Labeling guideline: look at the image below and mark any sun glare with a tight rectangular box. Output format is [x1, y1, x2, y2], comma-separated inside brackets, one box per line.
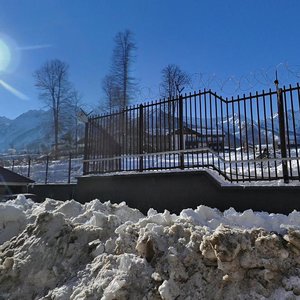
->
[0, 39, 11, 72]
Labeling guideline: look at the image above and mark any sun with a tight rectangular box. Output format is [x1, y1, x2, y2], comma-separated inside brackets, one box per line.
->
[0, 39, 11, 72]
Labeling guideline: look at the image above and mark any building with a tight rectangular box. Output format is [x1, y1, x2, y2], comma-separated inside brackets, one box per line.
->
[172, 126, 225, 151]
[0, 166, 34, 199]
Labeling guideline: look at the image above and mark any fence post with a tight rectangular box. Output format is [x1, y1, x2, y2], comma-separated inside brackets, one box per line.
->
[179, 94, 184, 169]
[139, 104, 144, 172]
[275, 79, 289, 183]
[68, 153, 72, 184]
[27, 156, 31, 178]
[45, 155, 49, 184]
[83, 121, 89, 175]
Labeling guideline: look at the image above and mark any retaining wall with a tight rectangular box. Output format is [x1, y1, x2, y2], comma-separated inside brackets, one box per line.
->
[29, 184, 76, 203]
[76, 171, 300, 214]
[30, 170, 300, 215]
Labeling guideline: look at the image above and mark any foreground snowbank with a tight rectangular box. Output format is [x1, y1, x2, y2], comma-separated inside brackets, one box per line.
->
[1, 195, 300, 299]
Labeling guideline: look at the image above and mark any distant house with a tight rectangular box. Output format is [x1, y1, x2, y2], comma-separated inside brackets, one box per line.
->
[0, 166, 34, 198]
[83, 123, 122, 174]
[172, 126, 225, 151]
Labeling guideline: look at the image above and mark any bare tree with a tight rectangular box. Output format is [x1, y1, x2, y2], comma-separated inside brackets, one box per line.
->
[160, 64, 191, 99]
[34, 59, 72, 157]
[159, 65, 191, 150]
[63, 89, 85, 154]
[102, 74, 121, 112]
[105, 29, 136, 110]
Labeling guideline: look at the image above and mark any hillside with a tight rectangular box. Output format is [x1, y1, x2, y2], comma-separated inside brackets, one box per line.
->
[0, 110, 52, 153]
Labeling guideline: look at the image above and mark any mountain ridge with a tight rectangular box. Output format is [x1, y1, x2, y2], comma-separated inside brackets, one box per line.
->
[0, 109, 52, 153]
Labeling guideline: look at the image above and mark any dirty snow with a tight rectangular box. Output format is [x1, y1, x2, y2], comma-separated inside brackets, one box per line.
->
[1, 195, 300, 299]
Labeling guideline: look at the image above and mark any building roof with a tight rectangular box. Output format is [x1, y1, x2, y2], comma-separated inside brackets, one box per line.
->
[0, 166, 35, 186]
[173, 126, 225, 136]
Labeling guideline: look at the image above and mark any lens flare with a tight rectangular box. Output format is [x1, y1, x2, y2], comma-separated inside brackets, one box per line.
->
[0, 80, 29, 100]
[0, 39, 11, 72]
[0, 34, 20, 74]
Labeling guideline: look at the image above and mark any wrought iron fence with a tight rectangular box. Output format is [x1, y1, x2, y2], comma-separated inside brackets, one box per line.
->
[0, 154, 83, 184]
[83, 83, 300, 183]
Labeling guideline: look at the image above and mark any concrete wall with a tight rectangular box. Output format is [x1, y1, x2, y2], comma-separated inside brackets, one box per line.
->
[27, 171, 300, 215]
[29, 184, 76, 203]
[76, 171, 300, 215]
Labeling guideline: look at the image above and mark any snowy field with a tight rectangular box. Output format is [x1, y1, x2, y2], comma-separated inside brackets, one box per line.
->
[104, 148, 300, 184]
[3, 148, 300, 185]
[6, 157, 83, 183]
[1, 195, 300, 299]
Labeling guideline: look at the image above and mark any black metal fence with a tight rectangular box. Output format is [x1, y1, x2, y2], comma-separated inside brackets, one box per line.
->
[83, 83, 300, 183]
[0, 154, 83, 184]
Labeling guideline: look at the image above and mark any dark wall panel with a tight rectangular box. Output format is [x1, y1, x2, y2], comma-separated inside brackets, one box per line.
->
[28, 172, 300, 215]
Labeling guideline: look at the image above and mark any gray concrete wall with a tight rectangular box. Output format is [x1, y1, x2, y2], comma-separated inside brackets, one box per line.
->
[29, 184, 76, 203]
[75, 171, 300, 215]
[27, 171, 300, 215]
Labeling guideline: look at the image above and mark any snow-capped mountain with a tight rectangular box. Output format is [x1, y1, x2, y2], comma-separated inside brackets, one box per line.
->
[136, 106, 300, 147]
[0, 110, 52, 153]
[221, 110, 300, 147]
[2, 107, 300, 155]
[267, 110, 300, 136]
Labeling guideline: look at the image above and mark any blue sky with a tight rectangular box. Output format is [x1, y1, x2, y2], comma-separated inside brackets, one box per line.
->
[0, 0, 300, 118]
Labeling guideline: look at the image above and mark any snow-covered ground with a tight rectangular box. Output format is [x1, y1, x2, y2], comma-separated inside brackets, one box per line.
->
[3, 148, 300, 185]
[5, 157, 83, 183]
[112, 149, 300, 184]
[1, 195, 300, 299]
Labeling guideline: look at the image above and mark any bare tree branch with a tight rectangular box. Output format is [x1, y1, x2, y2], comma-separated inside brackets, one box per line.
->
[102, 30, 136, 111]
[34, 59, 72, 157]
[160, 64, 191, 99]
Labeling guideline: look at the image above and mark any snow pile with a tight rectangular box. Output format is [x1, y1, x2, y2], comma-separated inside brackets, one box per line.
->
[1, 196, 300, 299]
